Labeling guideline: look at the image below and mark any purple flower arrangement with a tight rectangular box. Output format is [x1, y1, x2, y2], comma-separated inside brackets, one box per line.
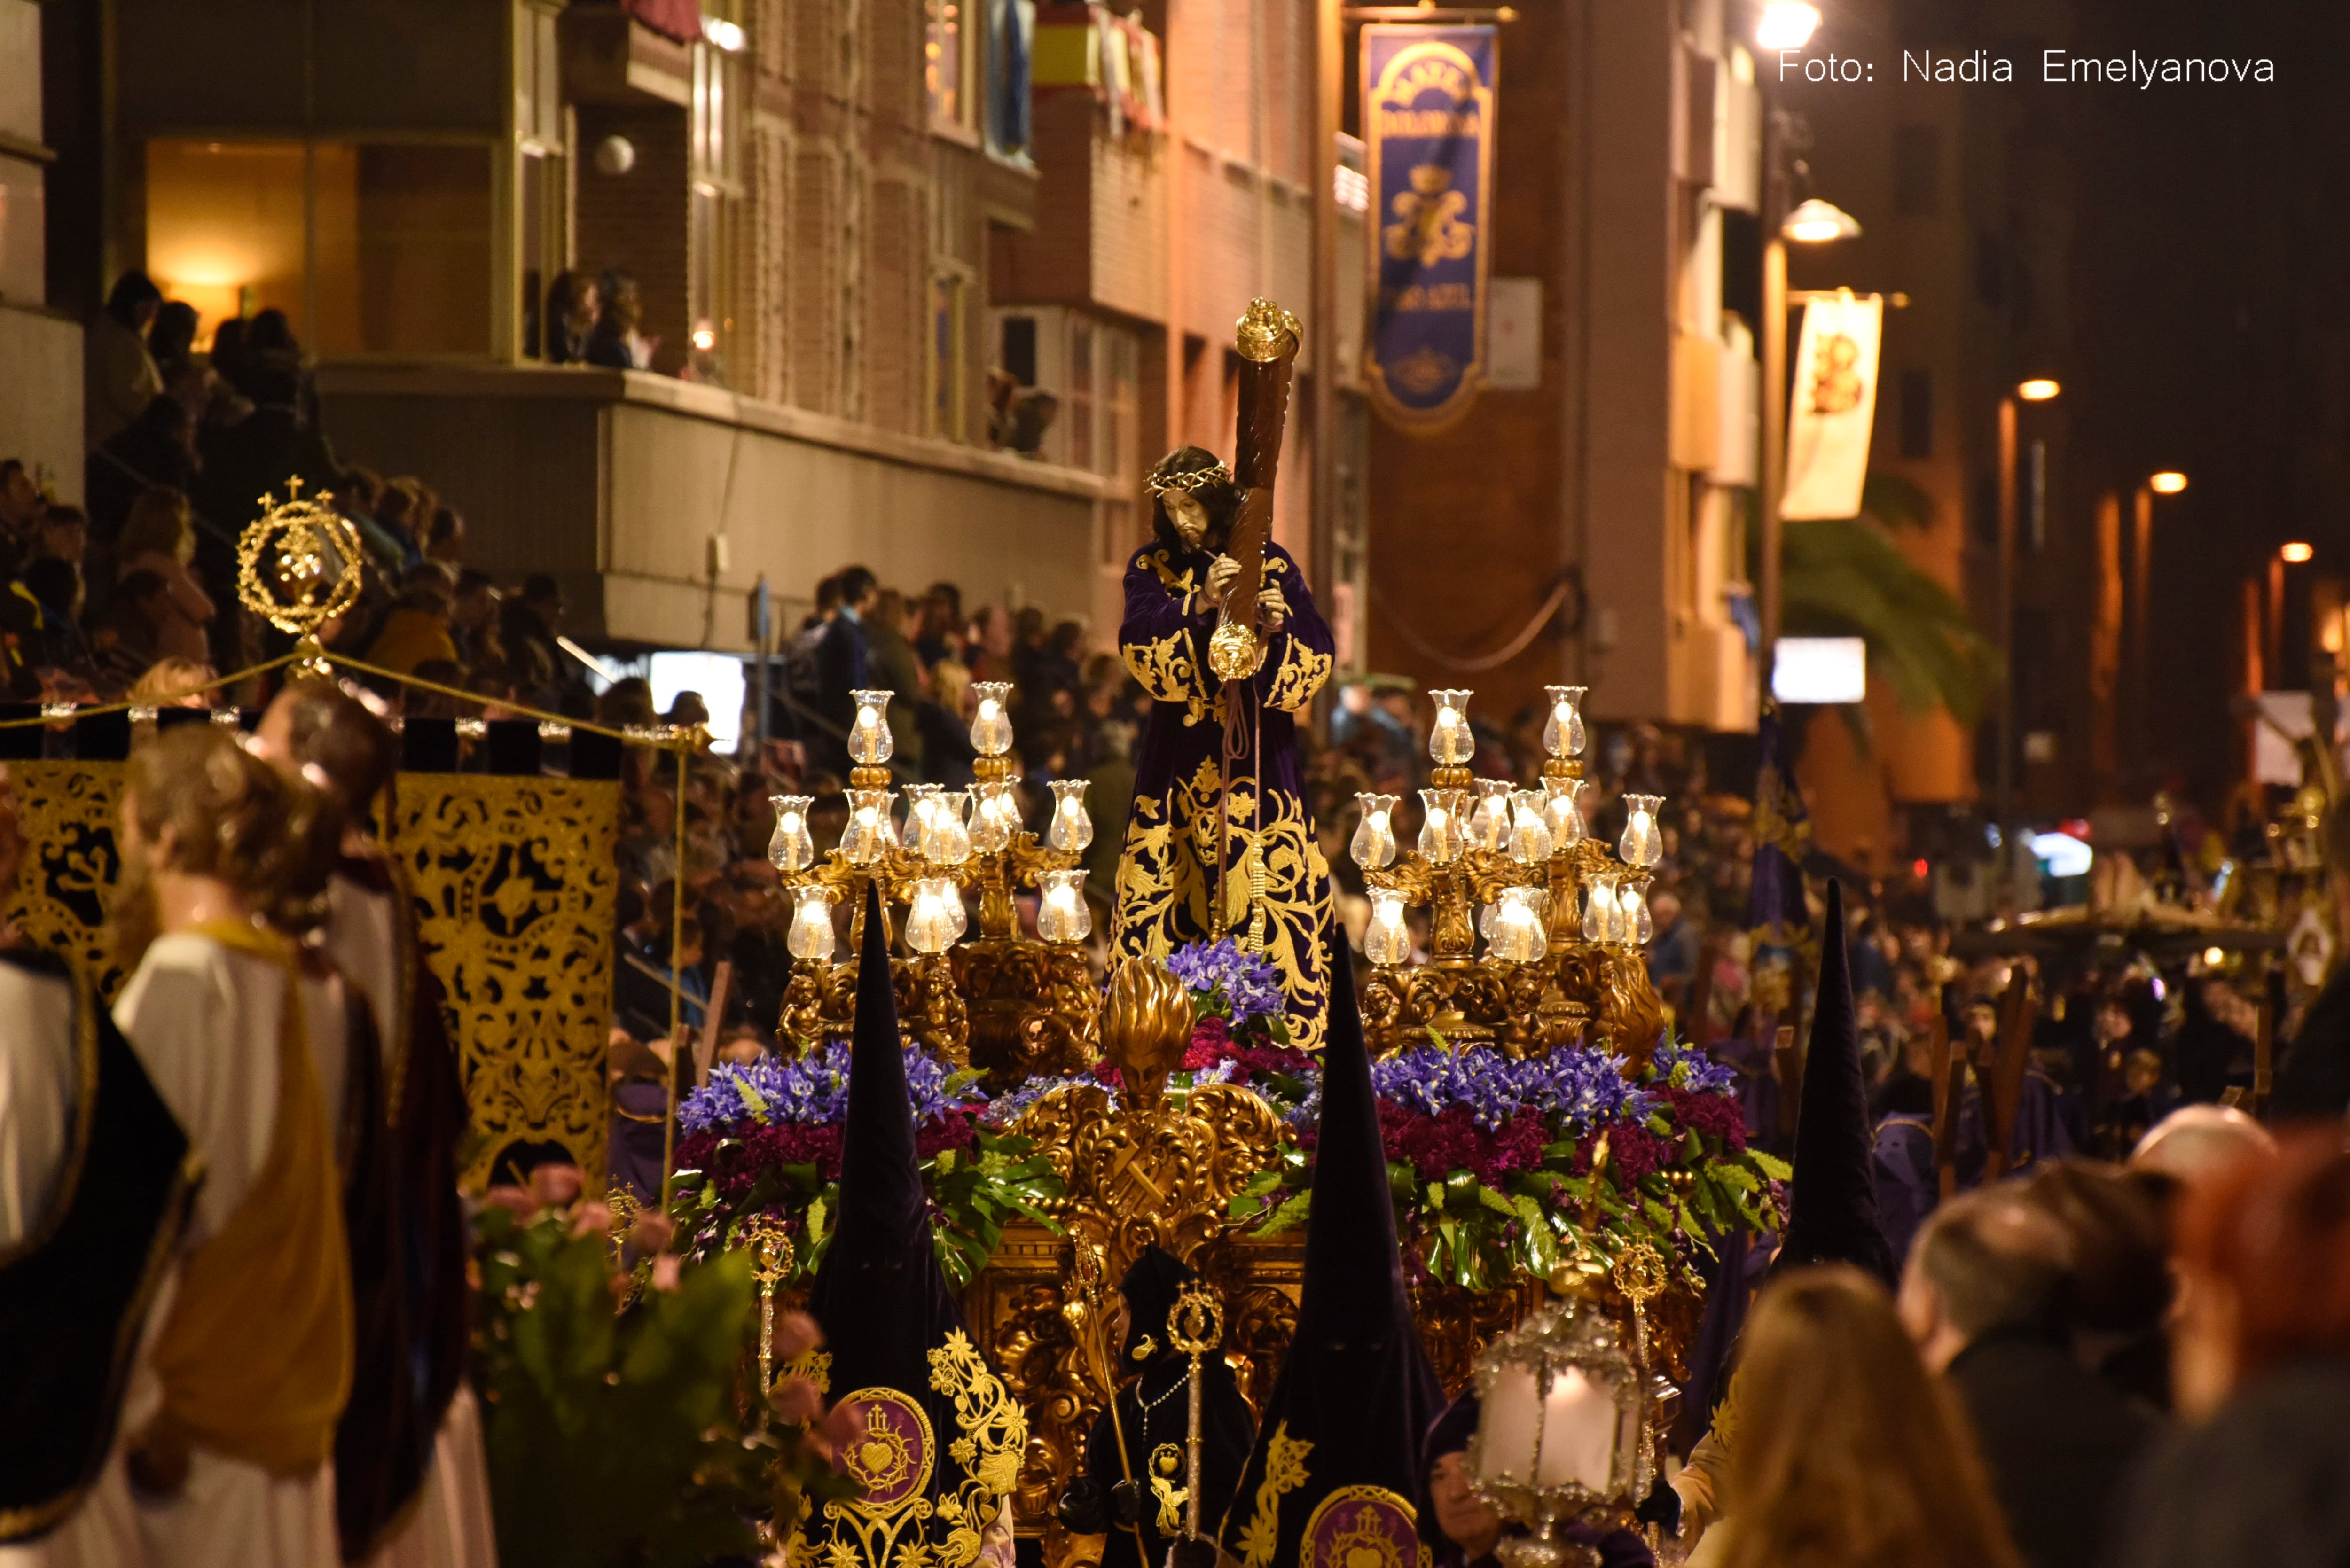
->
[1167, 938, 1291, 1046]
[668, 1046, 1063, 1289]
[1231, 1035, 1788, 1292]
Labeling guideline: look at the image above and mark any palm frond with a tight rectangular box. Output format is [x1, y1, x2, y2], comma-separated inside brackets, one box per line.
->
[1780, 518, 1997, 724]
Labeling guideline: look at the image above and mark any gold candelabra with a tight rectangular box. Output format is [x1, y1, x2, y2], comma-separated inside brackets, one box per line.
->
[768, 686, 1101, 1079]
[1355, 687, 1666, 1061]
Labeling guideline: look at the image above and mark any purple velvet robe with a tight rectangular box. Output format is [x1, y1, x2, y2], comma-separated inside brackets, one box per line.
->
[1112, 537, 1336, 1047]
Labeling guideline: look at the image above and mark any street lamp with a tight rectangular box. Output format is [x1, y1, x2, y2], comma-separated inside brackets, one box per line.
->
[2283, 541, 2315, 563]
[1780, 197, 1861, 244]
[1755, 1, 1821, 50]
[1995, 377, 2060, 892]
[1758, 193, 1863, 713]
[2127, 471, 2189, 774]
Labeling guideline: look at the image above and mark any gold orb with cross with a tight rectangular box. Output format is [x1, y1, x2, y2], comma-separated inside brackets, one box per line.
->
[235, 476, 365, 669]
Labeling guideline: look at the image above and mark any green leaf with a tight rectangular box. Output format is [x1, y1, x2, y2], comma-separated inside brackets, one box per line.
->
[1749, 1150, 1793, 1181]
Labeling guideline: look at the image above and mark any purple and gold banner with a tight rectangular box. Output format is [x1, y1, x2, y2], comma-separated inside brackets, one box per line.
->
[1363, 24, 1496, 431]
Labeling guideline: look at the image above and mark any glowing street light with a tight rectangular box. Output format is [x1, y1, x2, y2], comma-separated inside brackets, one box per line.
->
[2282, 541, 2315, 564]
[1756, 1, 1822, 50]
[2016, 377, 2060, 402]
[2149, 470, 2188, 495]
[1781, 197, 1861, 244]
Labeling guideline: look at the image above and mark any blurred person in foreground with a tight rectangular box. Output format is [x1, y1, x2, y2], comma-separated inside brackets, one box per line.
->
[1897, 1187, 2155, 1568]
[253, 679, 492, 1566]
[2109, 1134, 2350, 1568]
[1704, 1265, 2021, 1568]
[2021, 1158, 2175, 1411]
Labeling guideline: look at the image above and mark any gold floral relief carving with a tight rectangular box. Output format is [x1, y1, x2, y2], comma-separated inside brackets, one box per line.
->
[395, 773, 619, 1190]
[1, 762, 126, 999]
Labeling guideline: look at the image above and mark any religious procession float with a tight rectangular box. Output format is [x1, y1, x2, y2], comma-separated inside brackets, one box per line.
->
[626, 301, 1793, 1568]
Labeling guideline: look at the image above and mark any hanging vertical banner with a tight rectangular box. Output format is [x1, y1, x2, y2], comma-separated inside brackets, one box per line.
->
[1363, 25, 1496, 432]
[1780, 293, 1884, 520]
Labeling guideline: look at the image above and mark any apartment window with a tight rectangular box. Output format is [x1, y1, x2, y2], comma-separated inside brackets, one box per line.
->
[928, 0, 975, 130]
[1899, 368, 1932, 459]
[517, 2, 566, 359]
[1893, 125, 1939, 216]
[1067, 316, 1095, 470]
[932, 273, 970, 439]
[146, 138, 494, 356]
[1101, 326, 1141, 560]
[691, 39, 744, 368]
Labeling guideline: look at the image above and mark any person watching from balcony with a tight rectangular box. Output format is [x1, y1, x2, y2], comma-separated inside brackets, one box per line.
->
[451, 569, 504, 672]
[585, 269, 656, 370]
[114, 486, 217, 669]
[423, 506, 466, 579]
[87, 270, 164, 450]
[149, 301, 201, 389]
[545, 270, 601, 365]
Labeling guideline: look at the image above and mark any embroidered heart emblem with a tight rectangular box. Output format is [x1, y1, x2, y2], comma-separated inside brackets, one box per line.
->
[860, 1439, 896, 1476]
[1345, 1545, 1389, 1568]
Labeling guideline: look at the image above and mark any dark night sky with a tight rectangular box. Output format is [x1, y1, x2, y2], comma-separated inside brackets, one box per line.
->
[2056, 0, 2350, 800]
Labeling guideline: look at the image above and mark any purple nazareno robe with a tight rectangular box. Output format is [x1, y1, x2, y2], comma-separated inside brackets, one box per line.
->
[1112, 537, 1336, 1048]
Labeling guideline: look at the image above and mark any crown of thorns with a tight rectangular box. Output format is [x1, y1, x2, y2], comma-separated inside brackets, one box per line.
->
[1144, 461, 1233, 499]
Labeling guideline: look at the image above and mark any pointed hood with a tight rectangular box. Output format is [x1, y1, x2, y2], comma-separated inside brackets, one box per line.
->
[1772, 879, 1895, 1285]
[804, 884, 1024, 1565]
[1219, 929, 1442, 1568]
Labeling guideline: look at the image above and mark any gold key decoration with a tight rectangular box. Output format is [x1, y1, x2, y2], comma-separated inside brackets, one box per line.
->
[1164, 1280, 1224, 1542]
[741, 1215, 797, 1396]
[1612, 1240, 1667, 1370]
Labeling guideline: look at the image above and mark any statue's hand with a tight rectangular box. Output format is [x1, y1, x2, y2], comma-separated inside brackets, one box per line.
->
[1257, 584, 1289, 632]
[1205, 554, 1241, 608]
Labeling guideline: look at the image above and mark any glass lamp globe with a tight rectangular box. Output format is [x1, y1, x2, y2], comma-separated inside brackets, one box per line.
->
[1427, 689, 1475, 766]
[787, 884, 839, 963]
[1418, 787, 1468, 866]
[767, 794, 815, 874]
[903, 783, 943, 860]
[969, 682, 1015, 757]
[848, 689, 895, 766]
[969, 781, 1019, 855]
[1542, 777, 1586, 849]
[1047, 779, 1094, 855]
[905, 877, 962, 955]
[1540, 685, 1588, 760]
[1624, 882, 1652, 945]
[1038, 868, 1091, 944]
[1490, 885, 1548, 963]
[1583, 876, 1620, 944]
[930, 791, 974, 866]
[1507, 790, 1552, 865]
[1469, 778, 1514, 855]
[1365, 889, 1412, 966]
[1352, 793, 1400, 870]
[843, 789, 899, 866]
[1618, 794, 1664, 868]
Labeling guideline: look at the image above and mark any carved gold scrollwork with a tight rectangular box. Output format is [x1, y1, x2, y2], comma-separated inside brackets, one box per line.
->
[948, 938, 1100, 1086]
[775, 953, 972, 1064]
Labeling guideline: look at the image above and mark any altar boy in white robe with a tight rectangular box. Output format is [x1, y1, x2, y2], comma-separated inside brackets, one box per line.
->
[107, 725, 352, 1568]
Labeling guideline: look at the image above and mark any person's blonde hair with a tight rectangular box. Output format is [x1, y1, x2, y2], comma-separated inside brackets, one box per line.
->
[127, 657, 216, 709]
[118, 485, 195, 563]
[1719, 1265, 2023, 1568]
[108, 725, 337, 968]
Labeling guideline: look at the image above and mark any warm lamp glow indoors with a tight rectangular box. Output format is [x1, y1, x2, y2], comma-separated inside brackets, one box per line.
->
[2016, 378, 2060, 401]
[2148, 471, 2189, 495]
[2282, 541, 2314, 563]
[1780, 197, 1861, 244]
[1755, 1, 1821, 50]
